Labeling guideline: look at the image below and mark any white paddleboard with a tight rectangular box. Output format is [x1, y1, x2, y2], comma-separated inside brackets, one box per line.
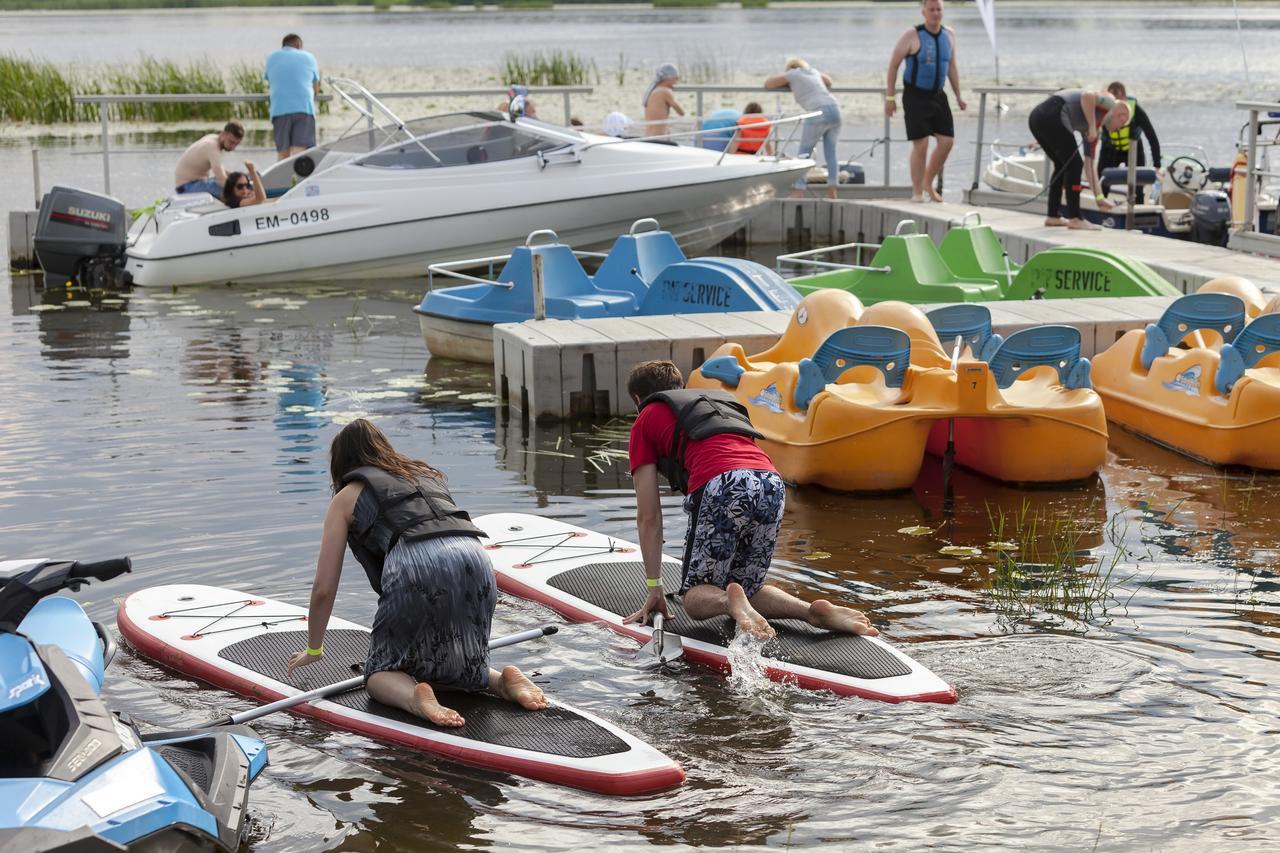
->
[117, 584, 684, 795]
[476, 513, 956, 704]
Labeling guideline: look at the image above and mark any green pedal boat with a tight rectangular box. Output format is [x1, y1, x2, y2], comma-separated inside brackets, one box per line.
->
[781, 215, 1179, 304]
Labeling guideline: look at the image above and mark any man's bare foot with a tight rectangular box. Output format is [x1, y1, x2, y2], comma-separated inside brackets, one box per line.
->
[726, 583, 776, 640]
[412, 682, 465, 727]
[808, 599, 880, 637]
[789, 188, 805, 198]
[909, 194, 925, 203]
[495, 665, 548, 711]
[1044, 217, 1068, 227]
[825, 186, 839, 200]
[927, 188, 944, 202]
[1067, 218, 1102, 231]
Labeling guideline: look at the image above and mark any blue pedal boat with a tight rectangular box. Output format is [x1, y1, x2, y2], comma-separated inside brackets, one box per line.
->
[414, 219, 802, 363]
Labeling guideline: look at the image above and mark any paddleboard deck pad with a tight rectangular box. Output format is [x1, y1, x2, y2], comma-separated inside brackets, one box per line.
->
[117, 585, 684, 795]
[476, 513, 956, 704]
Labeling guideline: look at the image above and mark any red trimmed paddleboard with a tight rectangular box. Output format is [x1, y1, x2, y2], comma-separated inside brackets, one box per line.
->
[476, 513, 956, 704]
[117, 584, 684, 795]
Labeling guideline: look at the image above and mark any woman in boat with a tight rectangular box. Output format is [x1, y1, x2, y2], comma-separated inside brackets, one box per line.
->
[764, 58, 841, 199]
[286, 418, 547, 727]
[220, 161, 267, 209]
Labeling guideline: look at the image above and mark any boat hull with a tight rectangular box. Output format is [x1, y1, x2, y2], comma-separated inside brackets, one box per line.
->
[419, 313, 495, 363]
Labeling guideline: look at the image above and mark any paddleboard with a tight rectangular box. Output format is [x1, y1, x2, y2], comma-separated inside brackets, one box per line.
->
[117, 584, 684, 795]
[476, 513, 957, 704]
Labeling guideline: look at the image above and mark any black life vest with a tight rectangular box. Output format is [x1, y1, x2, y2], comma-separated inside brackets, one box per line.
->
[342, 465, 484, 595]
[638, 389, 764, 495]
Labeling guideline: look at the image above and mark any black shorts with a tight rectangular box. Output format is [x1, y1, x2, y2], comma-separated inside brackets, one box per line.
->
[272, 112, 316, 152]
[903, 87, 954, 140]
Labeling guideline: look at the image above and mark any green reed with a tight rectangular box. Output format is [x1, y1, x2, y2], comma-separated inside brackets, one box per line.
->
[0, 53, 279, 124]
[500, 50, 598, 88]
[985, 499, 1134, 628]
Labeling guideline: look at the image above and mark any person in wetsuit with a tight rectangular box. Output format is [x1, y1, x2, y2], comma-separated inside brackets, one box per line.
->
[1028, 88, 1131, 230]
[286, 418, 547, 727]
[885, 0, 967, 202]
[623, 360, 878, 641]
[1097, 81, 1162, 204]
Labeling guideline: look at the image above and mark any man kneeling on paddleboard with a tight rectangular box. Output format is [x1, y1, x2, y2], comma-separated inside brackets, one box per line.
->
[622, 360, 879, 641]
[286, 418, 548, 727]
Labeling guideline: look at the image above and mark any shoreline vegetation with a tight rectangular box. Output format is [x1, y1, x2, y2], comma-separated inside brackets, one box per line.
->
[0, 1, 910, 10]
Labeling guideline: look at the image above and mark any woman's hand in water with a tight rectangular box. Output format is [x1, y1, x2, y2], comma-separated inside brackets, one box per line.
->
[286, 648, 322, 676]
[624, 586, 670, 625]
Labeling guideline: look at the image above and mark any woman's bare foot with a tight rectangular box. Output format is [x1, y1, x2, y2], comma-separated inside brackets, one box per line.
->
[412, 682, 465, 727]
[1044, 216, 1068, 227]
[726, 583, 776, 640]
[1067, 218, 1102, 231]
[808, 599, 880, 636]
[789, 188, 805, 198]
[495, 666, 548, 711]
[909, 194, 925, 203]
[825, 186, 839, 200]
[927, 188, 944, 203]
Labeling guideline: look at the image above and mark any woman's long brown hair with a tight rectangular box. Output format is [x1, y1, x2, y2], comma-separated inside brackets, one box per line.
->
[329, 418, 442, 493]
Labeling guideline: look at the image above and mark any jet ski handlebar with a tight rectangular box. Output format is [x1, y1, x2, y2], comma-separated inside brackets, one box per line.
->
[69, 557, 133, 582]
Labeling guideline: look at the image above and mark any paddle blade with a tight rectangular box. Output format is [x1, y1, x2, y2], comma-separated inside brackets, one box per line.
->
[639, 613, 684, 663]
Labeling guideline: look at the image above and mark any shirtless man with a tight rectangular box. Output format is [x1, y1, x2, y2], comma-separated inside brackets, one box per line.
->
[623, 360, 879, 641]
[642, 63, 684, 137]
[173, 121, 245, 196]
[885, 0, 966, 202]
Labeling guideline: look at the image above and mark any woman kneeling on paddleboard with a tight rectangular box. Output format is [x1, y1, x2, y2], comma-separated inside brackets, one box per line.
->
[286, 418, 547, 727]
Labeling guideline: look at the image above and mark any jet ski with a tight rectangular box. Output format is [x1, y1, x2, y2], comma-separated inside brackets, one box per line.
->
[0, 556, 268, 851]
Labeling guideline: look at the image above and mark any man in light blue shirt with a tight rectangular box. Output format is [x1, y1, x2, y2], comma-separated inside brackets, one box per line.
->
[264, 33, 320, 160]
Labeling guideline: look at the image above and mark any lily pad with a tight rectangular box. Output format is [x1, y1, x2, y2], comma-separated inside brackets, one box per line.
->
[898, 525, 933, 536]
[28, 304, 66, 312]
[938, 545, 982, 559]
[986, 541, 1018, 551]
[808, 551, 832, 560]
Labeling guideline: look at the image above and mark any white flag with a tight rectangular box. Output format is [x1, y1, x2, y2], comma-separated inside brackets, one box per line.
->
[974, 0, 998, 56]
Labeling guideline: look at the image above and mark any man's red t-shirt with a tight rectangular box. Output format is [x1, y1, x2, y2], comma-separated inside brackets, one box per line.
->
[628, 402, 776, 494]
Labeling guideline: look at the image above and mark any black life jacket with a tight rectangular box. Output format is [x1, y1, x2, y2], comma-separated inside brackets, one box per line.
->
[342, 466, 484, 595]
[638, 389, 764, 495]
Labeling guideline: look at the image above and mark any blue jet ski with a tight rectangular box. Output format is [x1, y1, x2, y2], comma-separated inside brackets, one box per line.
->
[0, 557, 268, 851]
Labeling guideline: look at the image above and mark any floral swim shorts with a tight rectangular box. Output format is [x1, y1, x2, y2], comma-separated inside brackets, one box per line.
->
[680, 468, 786, 598]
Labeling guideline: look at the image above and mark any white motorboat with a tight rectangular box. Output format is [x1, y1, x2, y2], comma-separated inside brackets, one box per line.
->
[34, 80, 813, 289]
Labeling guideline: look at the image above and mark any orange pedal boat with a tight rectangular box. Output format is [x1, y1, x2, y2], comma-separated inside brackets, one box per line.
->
[689, 291, 1108, 491]
[1091, 277, 1280, 468]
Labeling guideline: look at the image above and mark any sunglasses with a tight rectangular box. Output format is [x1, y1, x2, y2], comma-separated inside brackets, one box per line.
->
[234, 182, 251, 190]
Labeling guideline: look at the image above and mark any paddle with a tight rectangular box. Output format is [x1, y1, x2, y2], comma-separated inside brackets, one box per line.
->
[202, 625, 558, 727]
[941, 333, 964, 494]
[638, 612, 684, 663]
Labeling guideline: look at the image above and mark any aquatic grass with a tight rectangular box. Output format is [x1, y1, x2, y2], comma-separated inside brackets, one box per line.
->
[984, 499, 1136, 629]
[674, 46, 737, 85]
[653, 0, 720, 7]
[0, 53, 281, 124]
[500, 50, 598, 88]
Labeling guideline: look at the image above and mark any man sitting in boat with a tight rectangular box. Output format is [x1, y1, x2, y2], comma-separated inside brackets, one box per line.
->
[1097, 81, 1162, 204]
[623, 360, 879, 641]
[173, 121, 245, 197]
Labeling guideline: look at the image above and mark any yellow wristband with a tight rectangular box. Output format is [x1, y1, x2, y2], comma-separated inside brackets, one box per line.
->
[885, 95, 896, 102]
[1096, 194, 1106, 201]
[645, 577, 662, 588]
[305, 645, 324, 656]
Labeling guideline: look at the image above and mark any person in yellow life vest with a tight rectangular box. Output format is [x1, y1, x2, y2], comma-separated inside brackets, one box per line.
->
[728, 102, 775, 155]
[1098, 81, 1161, 203]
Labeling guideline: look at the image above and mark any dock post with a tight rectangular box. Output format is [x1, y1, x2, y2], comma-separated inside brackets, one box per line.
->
[532, 253, 546, 321]
[1242, 108, 1259, 232]
[99, 102, 111, 196]
[562, 91, 572, 126]
[1125, 135, 1137, 231]
[882, 112, 890, 187]
[31, 148, 40, 205]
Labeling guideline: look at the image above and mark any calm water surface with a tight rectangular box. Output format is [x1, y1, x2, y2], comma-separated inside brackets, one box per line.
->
[3, 271, 1279, 850]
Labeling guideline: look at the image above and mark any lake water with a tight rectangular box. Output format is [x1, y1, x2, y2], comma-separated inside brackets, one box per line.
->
[3, 4, 1280, 851]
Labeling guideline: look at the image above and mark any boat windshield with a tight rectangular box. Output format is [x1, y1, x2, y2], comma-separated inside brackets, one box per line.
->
[356, 119, 572, 169]
[324, 111, 502, 155]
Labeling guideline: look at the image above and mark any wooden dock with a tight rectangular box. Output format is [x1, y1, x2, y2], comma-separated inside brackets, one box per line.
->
[493, 197, 1280, 422]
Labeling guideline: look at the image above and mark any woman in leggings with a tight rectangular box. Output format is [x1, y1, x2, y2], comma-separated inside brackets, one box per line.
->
[1028, 89, 1130, 230]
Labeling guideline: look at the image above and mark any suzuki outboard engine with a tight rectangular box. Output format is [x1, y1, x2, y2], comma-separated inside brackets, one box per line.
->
[1190, 190, 1231, 247]
[33, 186, 129, 288]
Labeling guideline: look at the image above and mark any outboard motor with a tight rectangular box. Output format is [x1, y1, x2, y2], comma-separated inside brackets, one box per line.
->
[33, 186, 129, 288]
[1190, 190, 1231, 247]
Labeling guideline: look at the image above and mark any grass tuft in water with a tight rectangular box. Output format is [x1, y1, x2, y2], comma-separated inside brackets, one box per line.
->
[499, 49, 598, 87]
[985, 499, 1134, 628]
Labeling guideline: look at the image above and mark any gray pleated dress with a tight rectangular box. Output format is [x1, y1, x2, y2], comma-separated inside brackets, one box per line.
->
[355, 489, 496, 691]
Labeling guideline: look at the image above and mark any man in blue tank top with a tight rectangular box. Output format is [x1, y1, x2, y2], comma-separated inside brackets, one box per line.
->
[884, 0, 966, 202]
